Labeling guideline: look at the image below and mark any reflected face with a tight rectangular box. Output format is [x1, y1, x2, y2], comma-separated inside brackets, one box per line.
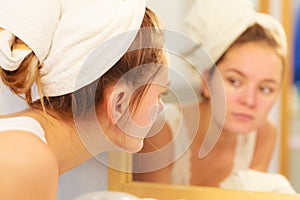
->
[216, 42, 283, 134]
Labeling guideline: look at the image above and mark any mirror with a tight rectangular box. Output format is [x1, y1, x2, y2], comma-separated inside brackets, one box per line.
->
[288, 0, 300, 193]
[107, 152, 300, 199]
[106, 0, 300, 199]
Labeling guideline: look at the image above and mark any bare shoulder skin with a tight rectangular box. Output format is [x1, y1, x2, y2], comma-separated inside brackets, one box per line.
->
[250, 120, 277, 171]
[0, 130, 59, 200]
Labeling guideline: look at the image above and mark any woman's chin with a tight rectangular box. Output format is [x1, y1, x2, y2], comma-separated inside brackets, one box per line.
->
[125, 138, 144, 153]
[229, 127, 257, 135]
[115, 136, 144, 153]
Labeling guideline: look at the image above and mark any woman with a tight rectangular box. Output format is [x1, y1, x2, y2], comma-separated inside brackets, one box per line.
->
[133, 0, 294, 193]
[0, 0, 169, 199]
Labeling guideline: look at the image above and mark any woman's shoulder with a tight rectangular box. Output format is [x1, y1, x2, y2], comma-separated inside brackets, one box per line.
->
[250, 120, 277, 171]
[0, 129, 58, 172]
[255, 120, 277, 156]
[256, 120, 277, 140]
[0, 130, 59, 199]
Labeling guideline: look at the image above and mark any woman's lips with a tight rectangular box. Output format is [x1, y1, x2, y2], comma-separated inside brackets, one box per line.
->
[232, 112, 254, 121]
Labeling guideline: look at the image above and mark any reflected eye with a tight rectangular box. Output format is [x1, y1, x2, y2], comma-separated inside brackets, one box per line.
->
[227, 78, 241, 88]
[260, 86, 274, 95]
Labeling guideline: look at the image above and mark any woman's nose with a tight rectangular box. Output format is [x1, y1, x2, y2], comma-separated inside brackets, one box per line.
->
[240, 85, 257, 108]
[157, 99, 165, 113]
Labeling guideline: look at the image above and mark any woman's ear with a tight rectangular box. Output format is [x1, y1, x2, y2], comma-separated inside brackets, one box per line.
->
[106, 86, 130, 125]
[201, 69, 210, 99]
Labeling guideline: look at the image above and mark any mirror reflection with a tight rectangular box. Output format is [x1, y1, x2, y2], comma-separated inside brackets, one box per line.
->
[132, 0, 298, 194]
[289, 0, 300, 193]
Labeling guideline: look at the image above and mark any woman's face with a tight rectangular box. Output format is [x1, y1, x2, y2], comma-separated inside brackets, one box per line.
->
[115, 55, 170, 152]
[215, 41, 283, 134]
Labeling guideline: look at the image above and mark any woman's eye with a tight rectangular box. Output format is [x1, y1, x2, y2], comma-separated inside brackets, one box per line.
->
[260, 86, 274, 95]
[228, 78, 241, 87]
[160, 90, 169, 97]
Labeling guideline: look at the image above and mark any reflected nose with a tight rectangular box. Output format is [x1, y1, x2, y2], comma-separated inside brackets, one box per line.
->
[240, 85, 256, 108]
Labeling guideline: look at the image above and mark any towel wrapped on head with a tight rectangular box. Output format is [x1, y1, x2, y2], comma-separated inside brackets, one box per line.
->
[0, 0, 146, 97]
[185, 0, 287, 67]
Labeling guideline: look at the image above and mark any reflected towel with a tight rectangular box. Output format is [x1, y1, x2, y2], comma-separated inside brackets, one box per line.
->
[220, 169, 296, 194]
[185, 0, 287, 68]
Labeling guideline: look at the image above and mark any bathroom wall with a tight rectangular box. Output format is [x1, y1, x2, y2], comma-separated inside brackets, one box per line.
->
[0, 80, 26, 114]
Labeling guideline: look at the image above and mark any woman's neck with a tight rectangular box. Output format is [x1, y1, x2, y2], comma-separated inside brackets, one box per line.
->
[46, 119, 92, 174]
[199, 101, 236, 151]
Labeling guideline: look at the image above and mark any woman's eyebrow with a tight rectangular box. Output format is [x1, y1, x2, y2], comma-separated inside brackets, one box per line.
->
[225, 68, 280, 85]
[224, 68, 245, 76]
[261, 79, 281, 85]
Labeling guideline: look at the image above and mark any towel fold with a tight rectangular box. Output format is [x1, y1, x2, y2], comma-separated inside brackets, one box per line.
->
[0, 29, 31, 71]
[0, 0, 60, 67]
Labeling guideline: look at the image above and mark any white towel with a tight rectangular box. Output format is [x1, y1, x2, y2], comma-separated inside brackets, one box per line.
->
[185, 0, 287, 67]
[0, 29, 32, 71]
[74, 190, 157, 200]
[0, 0, 146, 97]
[0, 0, 60, 67]
[220, 169, 296, 194]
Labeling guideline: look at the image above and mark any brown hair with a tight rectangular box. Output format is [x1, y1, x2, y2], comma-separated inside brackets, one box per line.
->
[0, 7, 165, 120]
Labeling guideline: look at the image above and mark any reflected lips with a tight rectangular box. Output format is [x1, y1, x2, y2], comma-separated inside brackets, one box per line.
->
[232, 113, 253, 121]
